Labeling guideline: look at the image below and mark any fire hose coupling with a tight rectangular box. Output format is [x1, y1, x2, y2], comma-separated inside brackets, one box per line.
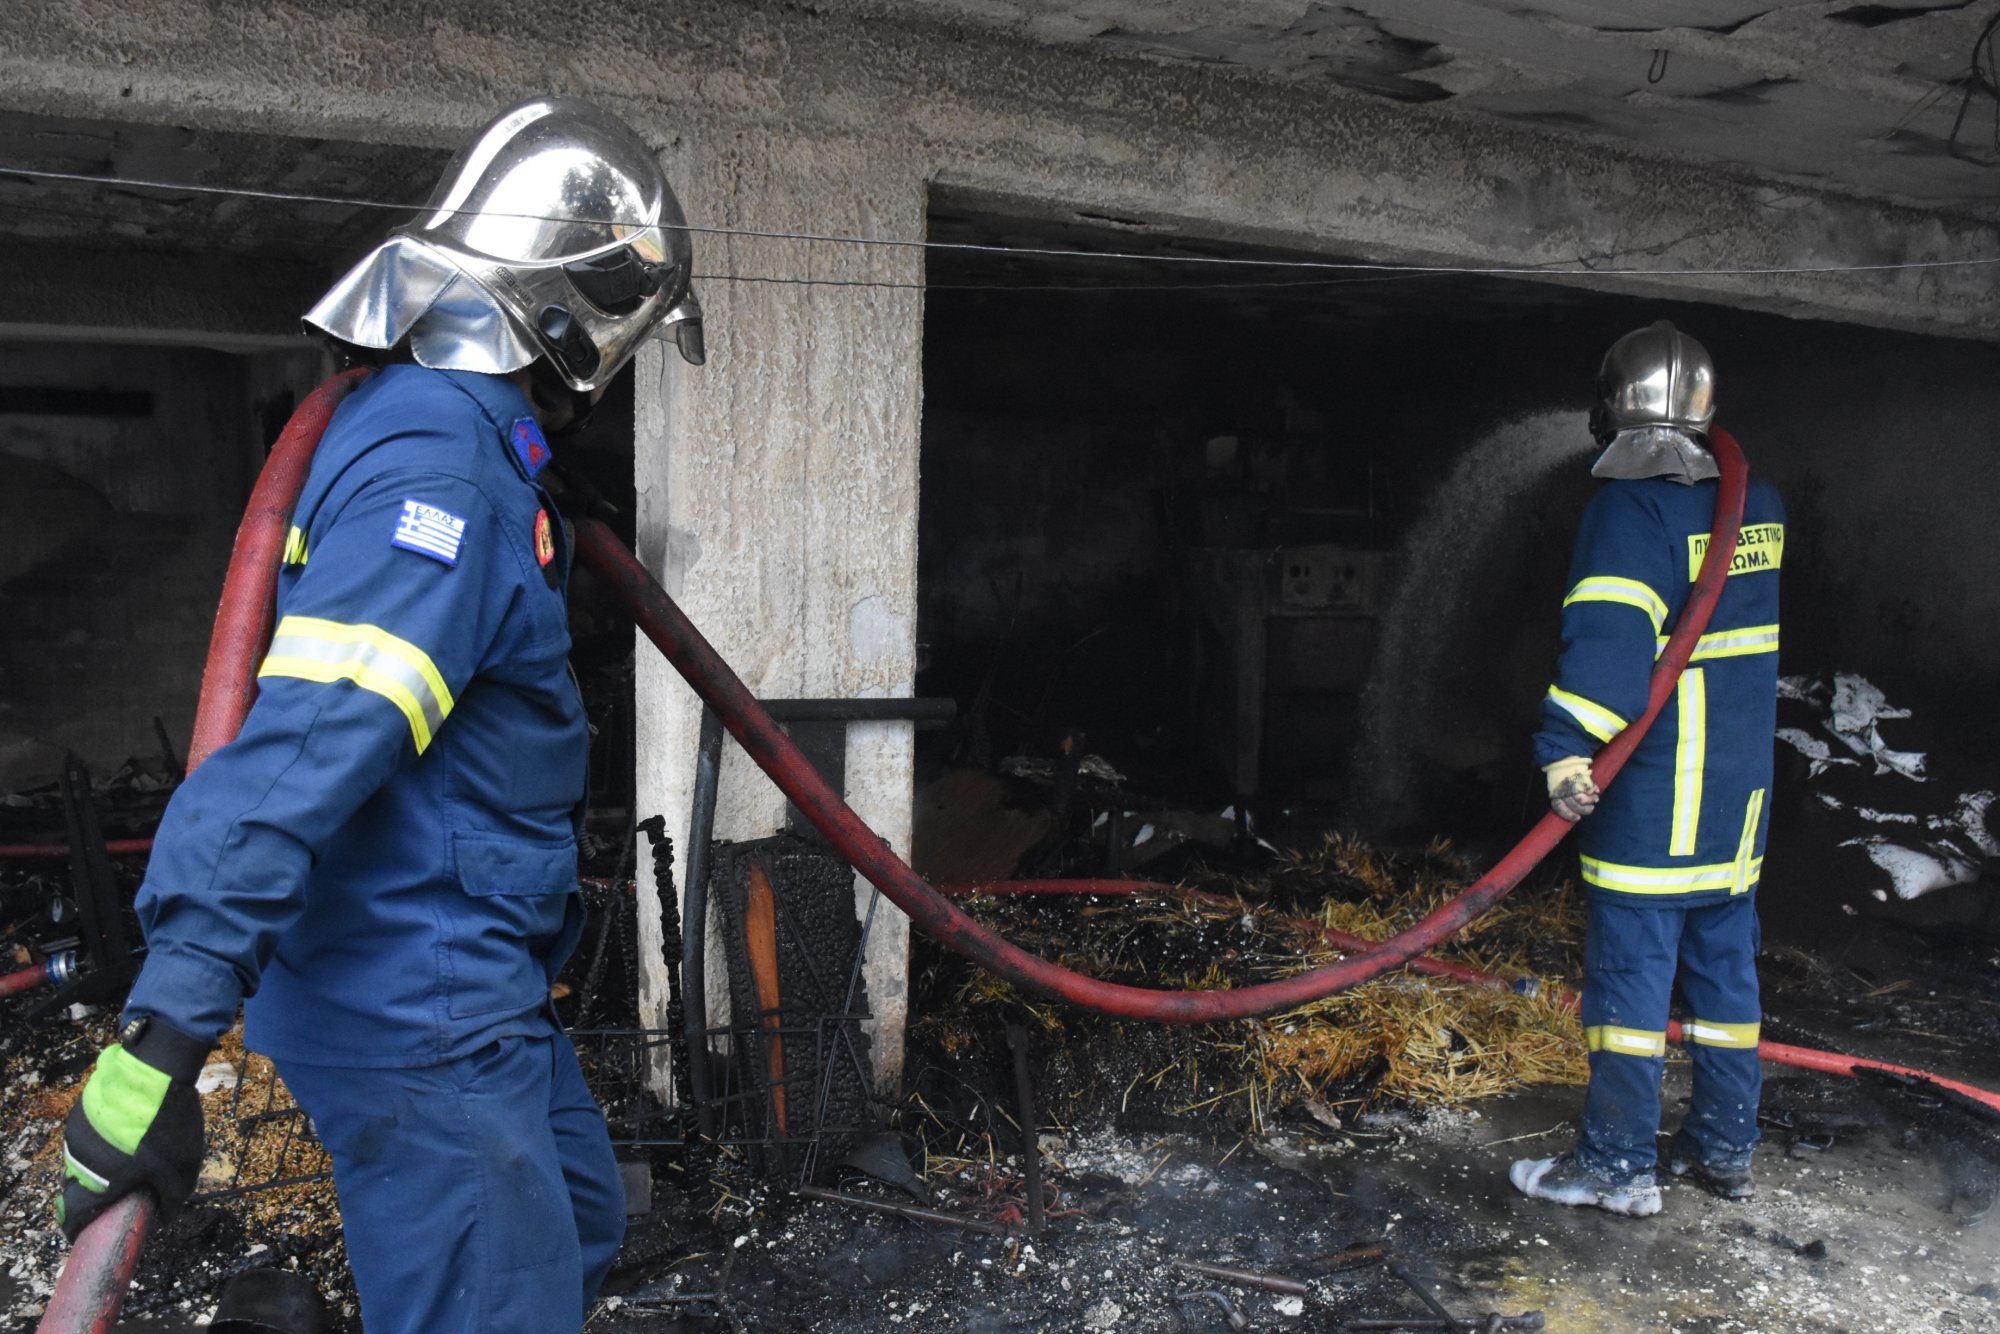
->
[45, 950, 78, 989]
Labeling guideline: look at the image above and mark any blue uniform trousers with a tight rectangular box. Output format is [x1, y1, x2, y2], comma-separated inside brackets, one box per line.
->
[276, 1022, 624, 1333]
[1576, 895, 1762, 1185]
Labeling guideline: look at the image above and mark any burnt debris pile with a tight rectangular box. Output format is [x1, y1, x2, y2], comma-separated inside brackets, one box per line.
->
[908, 835, 1590, 1140]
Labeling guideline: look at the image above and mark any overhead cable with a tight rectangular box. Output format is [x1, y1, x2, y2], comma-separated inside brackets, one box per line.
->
[2, 163, 1997, 285]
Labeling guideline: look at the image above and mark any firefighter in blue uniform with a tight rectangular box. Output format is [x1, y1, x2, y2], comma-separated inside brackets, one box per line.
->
[56, 99, 706, 1332]
[1511, 322, 1783, 1217]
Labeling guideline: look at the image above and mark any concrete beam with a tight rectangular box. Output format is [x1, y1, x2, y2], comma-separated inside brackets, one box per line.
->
[2, 1, 1995, 339]
[0, 241, 324, 349]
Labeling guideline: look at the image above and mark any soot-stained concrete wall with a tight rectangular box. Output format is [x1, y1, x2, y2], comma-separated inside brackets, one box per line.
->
[0, 341, 322, 789]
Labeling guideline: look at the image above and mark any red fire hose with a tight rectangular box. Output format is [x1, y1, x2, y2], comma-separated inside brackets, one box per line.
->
[1299, 909, 2000, 1116]
[34, 1196, 152, 1334]
[2, 963, 53, 997]
[37, 369, 371, 1334]
[186, 369, 373, 771]
[49, 378, 1734, 1028]
[0, 839, 155, 861]
[571, 428, 1743, 1022]
[939, 879, 1179, 896]
[40, 376, 1996, 1329]
[938, 879, 2000, 1115]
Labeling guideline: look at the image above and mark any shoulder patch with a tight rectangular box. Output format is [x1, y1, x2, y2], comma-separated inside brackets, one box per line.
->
[511, 416, 551, 478]
[392, 499, 468, 566]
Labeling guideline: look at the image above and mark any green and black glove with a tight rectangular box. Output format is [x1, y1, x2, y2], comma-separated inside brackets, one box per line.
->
[57, 1016, 209, 1242]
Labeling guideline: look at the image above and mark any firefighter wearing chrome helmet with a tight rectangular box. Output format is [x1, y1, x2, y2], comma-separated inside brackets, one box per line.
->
[1511, 321, 1786, 1218]
[58, 98, 698, 1332]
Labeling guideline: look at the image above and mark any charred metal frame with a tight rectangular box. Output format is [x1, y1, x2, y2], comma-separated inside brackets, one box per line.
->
[679, 696, 954, 1175]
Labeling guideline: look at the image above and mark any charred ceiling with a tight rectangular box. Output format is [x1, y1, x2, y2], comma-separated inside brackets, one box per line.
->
[0, 111, 445, 264]
[871, 0, 2000, 220]
[0, 112, 449, 343]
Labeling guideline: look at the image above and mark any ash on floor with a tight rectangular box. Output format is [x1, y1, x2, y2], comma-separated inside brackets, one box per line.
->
[587, 1060, 1997, 1333]
[7, 846, 1999, 1330]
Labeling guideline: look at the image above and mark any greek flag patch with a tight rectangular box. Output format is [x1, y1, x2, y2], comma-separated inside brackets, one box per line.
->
[391, 499, 467, 566]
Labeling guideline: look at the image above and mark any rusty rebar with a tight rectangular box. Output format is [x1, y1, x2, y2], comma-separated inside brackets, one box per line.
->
[1171, 1259, 1310, 1297]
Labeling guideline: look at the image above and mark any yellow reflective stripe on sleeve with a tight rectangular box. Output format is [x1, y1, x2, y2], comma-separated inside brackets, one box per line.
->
[258, 615, 455, 752]
[1683, 1020, 1761, 1049]
[1564, 577, 1668, 636]
[1670, 668, 1706, 858]
[1586, 1026, 1668, 1058]
[1580, 855, 1765, 895]
[1654, 624, 1780, 662]
[282, 525, 309, 566]
[1732, 788, 1766, 896]
[1546, 686, 1628, 743]
[1687, 523, 1784, 581]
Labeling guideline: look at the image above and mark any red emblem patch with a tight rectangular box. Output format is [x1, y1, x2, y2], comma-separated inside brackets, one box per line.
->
[534, 508, 555, 567]
[511, 418, 550, 475]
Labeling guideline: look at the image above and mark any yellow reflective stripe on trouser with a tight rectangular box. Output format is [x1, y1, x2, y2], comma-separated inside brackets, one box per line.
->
[1732, 788, 1765, 896]
[282, 525, 309, 566]
[1654, 623, 1779, 661]
[1564, 576, 1667, 636]
[258, 616, 455, 752]
[1683, 1020, 1760, 1049]
[1546, 686, 1627, 743]
[1670, 668, 1706, 857]
[1586, 1026, 1667, 1058]
[1580, 855, 1765, 895]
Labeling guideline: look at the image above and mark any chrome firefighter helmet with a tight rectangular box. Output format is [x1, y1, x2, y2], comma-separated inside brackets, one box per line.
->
[1589, 320, 1714, 444]
[306, 96, 704, 389]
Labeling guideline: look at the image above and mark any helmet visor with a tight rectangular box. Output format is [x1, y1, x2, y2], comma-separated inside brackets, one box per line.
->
[563, 238, 690, 319]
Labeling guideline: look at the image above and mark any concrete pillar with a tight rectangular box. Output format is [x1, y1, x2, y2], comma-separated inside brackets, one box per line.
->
[632, 131, 924, 1098]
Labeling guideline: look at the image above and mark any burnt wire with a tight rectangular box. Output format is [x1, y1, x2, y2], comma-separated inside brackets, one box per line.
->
[637, 815, 697, 1145]
[1, 162, 1998, 288]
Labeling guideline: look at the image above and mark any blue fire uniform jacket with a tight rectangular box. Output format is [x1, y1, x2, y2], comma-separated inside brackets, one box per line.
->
[1533, 475, 1786, 907]
[125, 365, 591, 1067]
